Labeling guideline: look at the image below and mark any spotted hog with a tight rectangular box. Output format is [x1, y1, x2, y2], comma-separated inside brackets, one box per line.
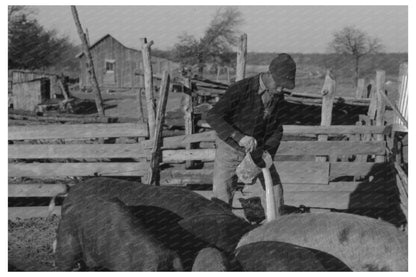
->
[237, 213, 408, 271]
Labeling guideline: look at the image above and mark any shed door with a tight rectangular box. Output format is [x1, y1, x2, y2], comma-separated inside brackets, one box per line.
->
[103, 59, 116, 86]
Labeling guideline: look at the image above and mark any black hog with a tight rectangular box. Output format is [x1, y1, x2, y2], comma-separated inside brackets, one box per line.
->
[234, 241, 351, 271]
[56, 197, 182, 271]
[56, 177, 252, 270]
[237, 213, 408, 271]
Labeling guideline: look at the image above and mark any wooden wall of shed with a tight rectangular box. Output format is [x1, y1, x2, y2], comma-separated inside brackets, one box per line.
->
[12, 79, 50, 111]
[79, 36, 143, 90]
[10, 70, 59, 97]
[78, 36, 178, 91]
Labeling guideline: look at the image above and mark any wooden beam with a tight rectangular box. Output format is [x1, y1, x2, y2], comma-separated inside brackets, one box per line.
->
[375, 70, 386, 162]
[140, 37, 156, 139]
[377, 88, 408, 128]
[137, 87, 145, 123]
[317, 70, 336, 162]
[9, 184, 67, 197]
[196, 123, 385, 136]
[396, 63, 408, 126]
[284, 191, 398, 210]
[57, 78, 69, 100]
[355, 78, 365, 99]
[162, 149, 215, 163]
[9, 206, 61, 219]
[147, 71, 170, 185]
[70, 6, 104, 116]
[156, 141, 386, 163]
[142, 131, 216, 149]
[330, 162, 377, 179]
[183, 79, 194, 169]
[9, 162, 147, 177]
[9, 123, 148, 140]
[235, 33, 247, 82]
[394, 162, 408, 196]
[160, 161, 329, 185]
[9, 144, 147, 159]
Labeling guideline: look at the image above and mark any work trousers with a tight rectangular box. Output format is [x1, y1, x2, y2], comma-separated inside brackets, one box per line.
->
[212, 137, 284, 213]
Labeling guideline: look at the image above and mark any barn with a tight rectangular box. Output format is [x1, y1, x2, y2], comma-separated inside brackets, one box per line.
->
[76, 34, 179, 91]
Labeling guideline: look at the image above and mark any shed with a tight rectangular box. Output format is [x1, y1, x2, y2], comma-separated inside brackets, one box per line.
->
[12, 78, 50, 111]
[76, 34, 179, 91]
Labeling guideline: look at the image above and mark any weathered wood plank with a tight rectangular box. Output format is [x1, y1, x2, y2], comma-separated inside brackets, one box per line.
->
[283, 125, 385, 135]
[9, 206, 61, 219]
[9, 144, 147, 159]
[394, 162, 408, 196]
[161, 162, 329, 185]
[140, 37, 156, 139]
[355, 78, 365, 99]
[71, 6, 105, 116]
[9, 184, 67, 197]
[284, 191, 397, 209]
[9, 123, 148, 140]
[143, 131, 217, 149]
[236, 33, 247, 82]
[9, 162, 147, 177]
[278, 141, 385, 156]
[13, 141, 386, 162]
[195, 124, 386, 135]
[162, 149, 215, 163]
[330, 162, 378, 179]
[375, 70, 387, 163]
[147, 71, 170, 185]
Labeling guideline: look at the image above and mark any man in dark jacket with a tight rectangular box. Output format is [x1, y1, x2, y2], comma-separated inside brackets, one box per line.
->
[206, 53, 296, 213]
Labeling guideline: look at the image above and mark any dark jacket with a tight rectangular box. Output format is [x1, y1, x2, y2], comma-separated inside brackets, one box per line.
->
[206, 74, 284, 156]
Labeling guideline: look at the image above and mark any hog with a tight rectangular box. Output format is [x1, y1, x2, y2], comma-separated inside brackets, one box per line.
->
[56, 177, 252, 270]
[55, 197, 182, 271]
[234, 241, 351, 271]
[237, 212, 408, 271]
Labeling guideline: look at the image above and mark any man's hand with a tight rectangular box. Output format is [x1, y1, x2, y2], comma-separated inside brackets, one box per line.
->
[238, 136, 257, 153]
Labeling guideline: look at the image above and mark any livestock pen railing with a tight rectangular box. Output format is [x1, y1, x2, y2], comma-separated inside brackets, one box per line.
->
[8, 122, 403, 221]
[8, 65, 408, 227]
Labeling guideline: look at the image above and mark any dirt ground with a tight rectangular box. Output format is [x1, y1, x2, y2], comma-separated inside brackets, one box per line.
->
[8, 216, 60, 271]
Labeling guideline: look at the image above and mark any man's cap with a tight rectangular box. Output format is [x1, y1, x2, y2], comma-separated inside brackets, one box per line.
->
[269, 53, 296, 89]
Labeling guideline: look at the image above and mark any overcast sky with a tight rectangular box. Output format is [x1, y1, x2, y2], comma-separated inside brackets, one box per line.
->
[32, 5, 407, 53]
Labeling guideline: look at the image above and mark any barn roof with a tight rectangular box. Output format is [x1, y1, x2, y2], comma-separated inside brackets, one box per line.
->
[75, 34, 141, 58]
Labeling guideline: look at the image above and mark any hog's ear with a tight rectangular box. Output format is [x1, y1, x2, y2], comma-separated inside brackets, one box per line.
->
[178, 214, 253, 254]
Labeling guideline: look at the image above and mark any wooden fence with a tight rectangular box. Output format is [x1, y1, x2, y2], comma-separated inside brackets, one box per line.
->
[8, 64, 408, 223]
[9, 121, 392, 217]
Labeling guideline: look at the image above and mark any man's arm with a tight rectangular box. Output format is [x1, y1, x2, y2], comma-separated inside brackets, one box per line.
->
[206, 84, 244, 143]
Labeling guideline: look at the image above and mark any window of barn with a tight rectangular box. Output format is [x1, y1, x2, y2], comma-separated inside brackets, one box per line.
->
[105, 59, 115, 72]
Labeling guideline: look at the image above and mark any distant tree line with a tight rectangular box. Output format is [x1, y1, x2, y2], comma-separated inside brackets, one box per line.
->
[8, 6, 80, 76]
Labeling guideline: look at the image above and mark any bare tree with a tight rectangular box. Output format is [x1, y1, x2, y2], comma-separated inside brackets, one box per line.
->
[330, 26, 383, 86]
[173, 7, 243, 77]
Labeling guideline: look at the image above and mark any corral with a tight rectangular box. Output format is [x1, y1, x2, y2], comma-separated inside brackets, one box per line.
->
[8, 32, 408, 271]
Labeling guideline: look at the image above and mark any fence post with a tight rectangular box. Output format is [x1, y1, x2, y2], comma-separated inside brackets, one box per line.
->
[147, 71, 170, 185]
[140, 38, 156, 139]
[355, 78, 365, 99]
[396, 63, 408, 126]
[236, 33, 247, 82]
[316, 70, 336, 162]
[375, 70, 386, 163]
[183, 77, 194, 169]
[71, 6, 105, 116]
